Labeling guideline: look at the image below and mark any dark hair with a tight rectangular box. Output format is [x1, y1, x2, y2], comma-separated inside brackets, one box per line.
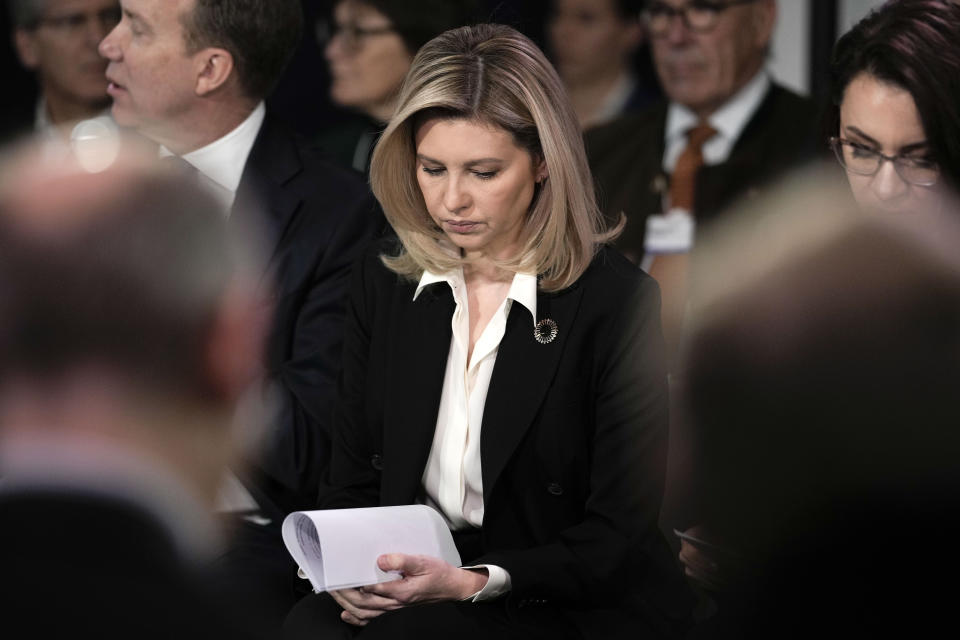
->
[829, 0, 960, 191]
[614, 0, 643, 19]
[0, 156, 248, 399]
[352, 0, 479, 55]
[181, 0, 304, 100]
[7, 0, 45, 29]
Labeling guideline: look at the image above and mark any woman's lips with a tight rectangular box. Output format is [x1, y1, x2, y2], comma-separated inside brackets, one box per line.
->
[444, 220, 480, 233]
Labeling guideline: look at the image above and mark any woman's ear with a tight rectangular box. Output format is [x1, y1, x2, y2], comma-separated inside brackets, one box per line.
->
[535, 156, 548, 184]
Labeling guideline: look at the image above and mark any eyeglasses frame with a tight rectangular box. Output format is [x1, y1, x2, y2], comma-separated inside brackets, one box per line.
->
[829, 136, 940, 187]
[316, 20, 397, 52]
[640, 0, 761, 35]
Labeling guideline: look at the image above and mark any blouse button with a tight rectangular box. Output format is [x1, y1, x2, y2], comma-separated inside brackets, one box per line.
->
[546, 482, 563, 496]
[371, 454, 383, 470]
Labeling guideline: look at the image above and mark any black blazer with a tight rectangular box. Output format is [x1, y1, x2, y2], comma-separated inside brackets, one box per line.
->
[584, 83, 822, 261]
[320, 242, 694, 638]
[232, 115, 384, 516]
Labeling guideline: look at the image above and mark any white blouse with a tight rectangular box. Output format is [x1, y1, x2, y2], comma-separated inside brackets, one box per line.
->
[414, 267, 539, 601]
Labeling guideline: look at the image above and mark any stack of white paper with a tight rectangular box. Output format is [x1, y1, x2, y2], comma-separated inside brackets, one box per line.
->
[282, 504, 462, 593]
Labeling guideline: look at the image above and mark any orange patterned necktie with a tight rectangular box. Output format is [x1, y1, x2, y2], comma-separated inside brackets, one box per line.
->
[668, 123, 717, 211]
[648, 123, 717, 372]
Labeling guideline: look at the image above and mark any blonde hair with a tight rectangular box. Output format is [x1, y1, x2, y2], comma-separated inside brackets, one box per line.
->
[369, 23, 620, 292]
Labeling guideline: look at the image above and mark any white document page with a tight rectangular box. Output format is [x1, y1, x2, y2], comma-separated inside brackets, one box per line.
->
[282, 504, 462, 592]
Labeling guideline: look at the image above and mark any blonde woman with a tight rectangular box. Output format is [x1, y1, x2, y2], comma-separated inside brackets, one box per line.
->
[285, 23, 692, 640]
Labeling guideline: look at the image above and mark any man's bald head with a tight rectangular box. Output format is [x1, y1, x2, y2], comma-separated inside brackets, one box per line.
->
[0, 146, 264, 401]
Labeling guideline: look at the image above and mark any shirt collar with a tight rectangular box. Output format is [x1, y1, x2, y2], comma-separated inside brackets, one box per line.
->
[666, 71, 770, 148]
[159, 101, 266, 195]
[414, 269, 539, 325]
[34, 96, 51, 134]
[34, 97, 113, 143]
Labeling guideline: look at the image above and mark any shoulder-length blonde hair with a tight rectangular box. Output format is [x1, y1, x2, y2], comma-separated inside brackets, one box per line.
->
[369, 23, 620, 292]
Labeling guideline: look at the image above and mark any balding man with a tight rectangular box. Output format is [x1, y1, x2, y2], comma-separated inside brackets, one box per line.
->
[0, 145, 271, 639]
[587, 0, 820, 263]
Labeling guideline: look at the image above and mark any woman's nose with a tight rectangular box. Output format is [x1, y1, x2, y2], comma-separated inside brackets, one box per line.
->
[870, 158, 909, 203]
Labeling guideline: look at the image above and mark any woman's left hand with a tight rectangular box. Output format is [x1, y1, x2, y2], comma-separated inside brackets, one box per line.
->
[364, 554, 488, 605]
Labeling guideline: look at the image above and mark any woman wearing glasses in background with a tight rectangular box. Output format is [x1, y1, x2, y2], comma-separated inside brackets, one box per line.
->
[316, 0, 478, 176]
[827, 0, 960, 215]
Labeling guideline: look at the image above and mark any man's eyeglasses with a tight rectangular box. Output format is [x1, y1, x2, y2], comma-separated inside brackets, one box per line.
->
[30, 7, 121, 36]
[641, 0, 759, 36]
[829, 137, 940, 187]
[316, 20, 396, 52]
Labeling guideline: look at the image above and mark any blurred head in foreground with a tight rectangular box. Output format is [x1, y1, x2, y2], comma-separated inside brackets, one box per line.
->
[682, 173, 960, 634]
[829, 0, 960, 214]
[0, 143, 270, 513]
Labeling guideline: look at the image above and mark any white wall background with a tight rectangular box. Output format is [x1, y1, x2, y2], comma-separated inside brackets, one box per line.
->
[766, 0, 887, 97]
[838, 0, 886, 34]
[769, 0, 811, 96]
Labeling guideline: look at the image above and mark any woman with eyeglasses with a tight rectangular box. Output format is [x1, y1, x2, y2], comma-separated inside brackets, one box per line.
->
[316, 0, 479, 175]
[828, 0, 960, 214]
[546, 0, 661, 130]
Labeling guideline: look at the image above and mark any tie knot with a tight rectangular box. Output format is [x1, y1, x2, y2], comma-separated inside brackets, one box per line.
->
[686, 123, 717, 151]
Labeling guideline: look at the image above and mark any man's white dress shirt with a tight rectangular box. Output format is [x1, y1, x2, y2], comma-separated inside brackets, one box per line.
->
[159, 101, 266, 211]
[662, 71, 771, 174]
[159, 102, 267, 515]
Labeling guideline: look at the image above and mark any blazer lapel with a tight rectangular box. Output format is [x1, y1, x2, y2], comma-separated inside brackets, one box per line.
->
[231, 117, 303, 273]
[480, 283, 585, 502]
[381, 284, 455, 505]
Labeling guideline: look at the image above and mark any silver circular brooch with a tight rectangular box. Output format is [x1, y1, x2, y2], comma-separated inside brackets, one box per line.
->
[533, 318, 558, 344]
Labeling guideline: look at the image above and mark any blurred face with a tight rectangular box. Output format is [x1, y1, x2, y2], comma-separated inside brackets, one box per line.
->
[548, 0, 642, 84]
[839, 73, 943, 215]
[98, 0, 202, 140]
[324, 0, 412, 122]
[649, 0, 774, 118]
[414, 118, 546, 261]
[14, 0, 120, 111]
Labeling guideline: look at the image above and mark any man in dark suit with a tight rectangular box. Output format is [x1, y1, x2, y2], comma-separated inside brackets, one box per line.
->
[96, 0, 384, 622]
[586, 0, 820, 262]
[584, 0, 822, 612]
[0, 146, 272, 639]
